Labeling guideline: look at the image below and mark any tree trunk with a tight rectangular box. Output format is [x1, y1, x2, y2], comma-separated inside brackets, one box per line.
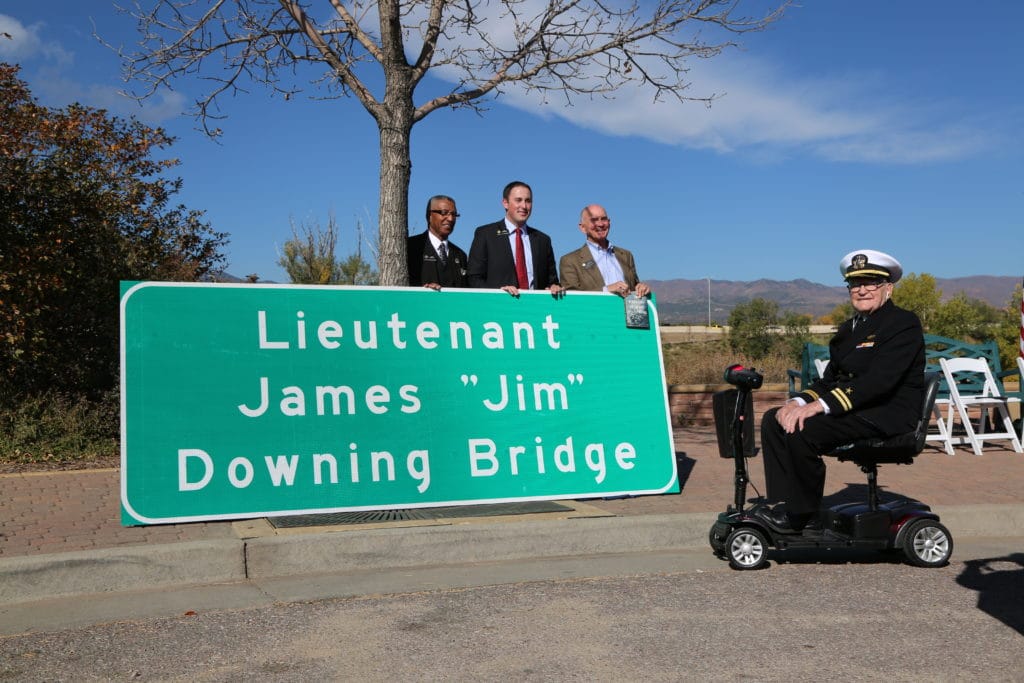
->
[376, 107, 413, 287]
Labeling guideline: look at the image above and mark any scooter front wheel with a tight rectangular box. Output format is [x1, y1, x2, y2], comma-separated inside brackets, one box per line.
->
[901, 518, 953, 568]
[726, 527, 769, 570]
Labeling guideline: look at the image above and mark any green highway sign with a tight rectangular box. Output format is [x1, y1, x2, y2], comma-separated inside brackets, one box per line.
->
[120, 282, 678, 524]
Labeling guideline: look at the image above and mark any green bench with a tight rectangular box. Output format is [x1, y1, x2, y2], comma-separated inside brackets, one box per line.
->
[787, 334, 1022, 401]
[787, 342, 829, 397]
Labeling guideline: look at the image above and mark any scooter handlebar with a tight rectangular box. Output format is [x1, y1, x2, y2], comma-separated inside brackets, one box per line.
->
[724, 364, 763, 390]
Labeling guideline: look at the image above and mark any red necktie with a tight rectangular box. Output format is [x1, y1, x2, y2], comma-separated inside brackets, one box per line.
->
[514, 229, 529, 289]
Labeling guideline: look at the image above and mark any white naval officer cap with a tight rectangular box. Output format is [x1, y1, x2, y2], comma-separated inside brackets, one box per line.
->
[839, 249, 903, 283]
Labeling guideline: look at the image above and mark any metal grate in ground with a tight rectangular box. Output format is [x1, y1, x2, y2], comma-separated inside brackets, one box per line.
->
[268, 500, 574, 528]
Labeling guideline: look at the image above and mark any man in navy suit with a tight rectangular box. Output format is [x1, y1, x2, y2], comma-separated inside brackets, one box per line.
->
[761, 249, 925, 533]
[406, 194, 468, 289]
[467, 181, 562, 296]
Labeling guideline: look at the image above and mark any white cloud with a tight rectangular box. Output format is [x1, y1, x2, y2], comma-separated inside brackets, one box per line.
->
[30, 69, 187, 123]
[815, 127, 991, 164]
[0, 14, 72, 64]
[395, 0, 992, 166]
[1, 13, 183, 124]
[491, 52, 993, 164]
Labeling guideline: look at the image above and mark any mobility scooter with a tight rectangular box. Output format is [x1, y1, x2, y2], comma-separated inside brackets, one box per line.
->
[708, 364, 952, 570]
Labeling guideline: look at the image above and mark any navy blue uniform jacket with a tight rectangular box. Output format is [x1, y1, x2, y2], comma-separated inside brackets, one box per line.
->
[797, 299, 925, 435]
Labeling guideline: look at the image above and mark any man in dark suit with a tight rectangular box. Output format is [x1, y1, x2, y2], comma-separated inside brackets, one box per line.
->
[467, 181, 562, 295]
[407, 195, 468, 289]
[559, 204, 651, 298]
[761, 249, 925, 533]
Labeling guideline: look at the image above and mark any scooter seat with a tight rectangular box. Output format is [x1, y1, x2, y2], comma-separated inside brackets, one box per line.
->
[830, 431, 918, 464]
[827, 371, 941, 466]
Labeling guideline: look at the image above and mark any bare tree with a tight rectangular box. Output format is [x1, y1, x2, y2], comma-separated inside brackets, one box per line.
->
[113, 0, 787, 285]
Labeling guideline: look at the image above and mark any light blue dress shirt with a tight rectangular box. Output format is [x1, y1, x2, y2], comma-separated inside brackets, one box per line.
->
[586, 241, 625, 292]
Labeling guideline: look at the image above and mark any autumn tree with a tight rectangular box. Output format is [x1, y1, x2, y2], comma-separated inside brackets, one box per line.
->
[278, 214, 344, 284]
[114, 0, 787, 285]
[0, 63, 227, 396]
[894, 273, 942, 329]
[930, 293, 997, 342]
[827, 301, 855, 326]
[993, 283, 1023, 371]
[278, 212, 378, 284]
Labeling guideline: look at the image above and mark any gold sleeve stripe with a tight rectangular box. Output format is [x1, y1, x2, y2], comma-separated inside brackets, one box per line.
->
[831, 388, 853, 412]
[804, 390, 820, 401]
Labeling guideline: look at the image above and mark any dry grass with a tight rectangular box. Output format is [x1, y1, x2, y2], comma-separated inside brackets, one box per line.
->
[662, 340, 796, 386]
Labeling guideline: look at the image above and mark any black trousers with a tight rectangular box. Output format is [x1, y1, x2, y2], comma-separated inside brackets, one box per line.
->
[761, 407, 886, 515]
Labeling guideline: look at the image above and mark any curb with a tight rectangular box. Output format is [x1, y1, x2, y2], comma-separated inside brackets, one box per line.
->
[932, 503, 1024, 538]
[244, 512, 710, 579]
[0, 540, 246, 605]
[2, 504, 1022, 606]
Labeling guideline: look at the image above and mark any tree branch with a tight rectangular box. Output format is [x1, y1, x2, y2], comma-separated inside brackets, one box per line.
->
[114, 0, 786, 135]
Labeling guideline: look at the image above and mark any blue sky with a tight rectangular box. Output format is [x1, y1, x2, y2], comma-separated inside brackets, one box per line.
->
[3, 2, 1022, 286]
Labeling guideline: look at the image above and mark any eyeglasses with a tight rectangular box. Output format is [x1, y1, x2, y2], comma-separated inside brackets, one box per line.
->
[430, 210, 460, 218]
[846, 280, 888, 292]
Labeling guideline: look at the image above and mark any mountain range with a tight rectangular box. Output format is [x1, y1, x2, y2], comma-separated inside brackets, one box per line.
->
[211, 271, 1020, 325]
[647, 275, 1021, 324]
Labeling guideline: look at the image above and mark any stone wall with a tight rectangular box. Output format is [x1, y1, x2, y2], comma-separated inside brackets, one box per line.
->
[667, 384, 789, 427]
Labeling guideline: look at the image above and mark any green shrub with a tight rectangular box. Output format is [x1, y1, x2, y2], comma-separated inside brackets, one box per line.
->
[727, 298, 779, 359]
[779, 311, 814, 364]
[0, 389, 119, 467]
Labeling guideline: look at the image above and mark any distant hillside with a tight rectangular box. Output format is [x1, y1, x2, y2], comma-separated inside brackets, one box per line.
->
[648, 275, 1020, 324]
[206, 271, 1017, 323]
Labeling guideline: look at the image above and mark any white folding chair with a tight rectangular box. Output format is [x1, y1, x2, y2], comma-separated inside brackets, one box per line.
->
[939, 357, 1023, 455]
[926, 391, 956, 456]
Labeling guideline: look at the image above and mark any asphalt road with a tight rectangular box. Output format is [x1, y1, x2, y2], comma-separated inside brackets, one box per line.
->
[2, 538, 1022, 681]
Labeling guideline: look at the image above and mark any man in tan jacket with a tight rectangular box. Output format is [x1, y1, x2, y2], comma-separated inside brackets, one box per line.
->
[558, 204, 650, 297]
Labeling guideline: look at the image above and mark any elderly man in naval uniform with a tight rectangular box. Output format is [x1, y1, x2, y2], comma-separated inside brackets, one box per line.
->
[761, 249, 925, 534]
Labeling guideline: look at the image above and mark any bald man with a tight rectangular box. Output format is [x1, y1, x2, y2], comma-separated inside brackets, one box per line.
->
[558, 204, 650, 297]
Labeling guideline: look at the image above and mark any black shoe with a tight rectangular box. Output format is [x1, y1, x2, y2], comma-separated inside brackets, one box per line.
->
[801, 518, 825, 538]
[763, 506, 796, 530]
[787, 512, 815, 532]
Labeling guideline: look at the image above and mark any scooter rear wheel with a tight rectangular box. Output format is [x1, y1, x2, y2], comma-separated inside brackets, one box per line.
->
[901, 518, 953, 568]
[725, 527, 769, 570]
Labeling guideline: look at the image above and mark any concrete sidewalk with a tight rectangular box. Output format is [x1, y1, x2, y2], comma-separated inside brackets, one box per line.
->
[2, 428, 1024, 605]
